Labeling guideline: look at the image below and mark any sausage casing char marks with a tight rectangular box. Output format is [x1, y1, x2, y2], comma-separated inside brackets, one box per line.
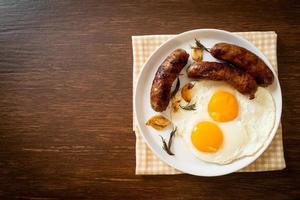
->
[210, 43, 274, 86]
[187, 61, 257, 99]
[150, 49, 189, 112]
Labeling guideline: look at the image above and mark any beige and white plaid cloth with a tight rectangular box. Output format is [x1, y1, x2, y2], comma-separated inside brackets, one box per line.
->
[132, 31, 286, 175]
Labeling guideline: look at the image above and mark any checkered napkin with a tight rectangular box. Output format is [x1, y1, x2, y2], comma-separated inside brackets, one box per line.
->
[132, 31, 286, 175]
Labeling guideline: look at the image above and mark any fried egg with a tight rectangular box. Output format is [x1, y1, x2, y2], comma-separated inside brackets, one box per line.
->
[170, 80, 275, 164]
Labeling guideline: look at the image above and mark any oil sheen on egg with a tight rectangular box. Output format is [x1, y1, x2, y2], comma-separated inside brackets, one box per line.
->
[170, 80, 275, 164]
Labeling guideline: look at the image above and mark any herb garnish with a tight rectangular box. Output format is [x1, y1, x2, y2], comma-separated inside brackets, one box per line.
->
[160, 127, 177, 156]
[194, 39, 210, 52]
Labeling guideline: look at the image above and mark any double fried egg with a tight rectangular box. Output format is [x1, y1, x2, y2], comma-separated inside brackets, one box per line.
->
[171, 80, 275, 164]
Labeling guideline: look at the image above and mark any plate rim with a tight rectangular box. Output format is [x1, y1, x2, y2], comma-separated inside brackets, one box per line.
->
[134, 28, 282, 176]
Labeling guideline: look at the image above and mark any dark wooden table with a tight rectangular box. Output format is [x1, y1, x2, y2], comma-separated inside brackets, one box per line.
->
[0, 0, 299, 199]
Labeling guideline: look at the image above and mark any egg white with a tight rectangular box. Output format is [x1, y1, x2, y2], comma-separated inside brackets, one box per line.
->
[170, 80, 275, 164]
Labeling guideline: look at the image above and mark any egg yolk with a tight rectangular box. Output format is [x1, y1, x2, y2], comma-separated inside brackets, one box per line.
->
[208, 91, 239, 122]
[191, 121, 223, 153]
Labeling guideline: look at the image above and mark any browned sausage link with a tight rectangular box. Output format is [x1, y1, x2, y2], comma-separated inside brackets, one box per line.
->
[150, 49, 189, 112]
[187, 61, 257, 99]
[210, 43, 274, 86]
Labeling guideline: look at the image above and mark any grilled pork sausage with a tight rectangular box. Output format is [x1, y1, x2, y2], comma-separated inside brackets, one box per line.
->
[150, 49, 189, 112]
[187, 61, 257, 99]
[210, 43, 274, 86]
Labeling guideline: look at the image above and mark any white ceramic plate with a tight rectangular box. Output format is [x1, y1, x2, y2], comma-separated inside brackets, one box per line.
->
[134, 29, 282, 176]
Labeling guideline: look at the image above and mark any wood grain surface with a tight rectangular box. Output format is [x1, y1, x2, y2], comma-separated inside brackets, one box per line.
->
[0, 0, 299, 199]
